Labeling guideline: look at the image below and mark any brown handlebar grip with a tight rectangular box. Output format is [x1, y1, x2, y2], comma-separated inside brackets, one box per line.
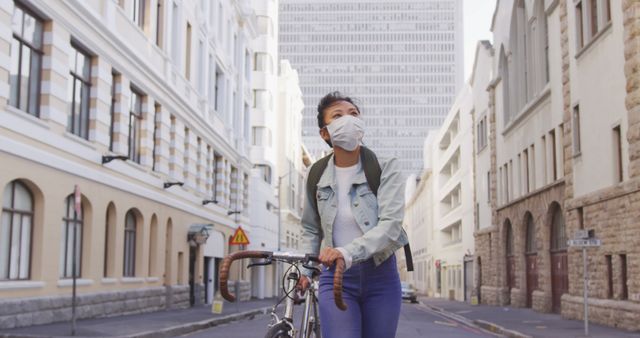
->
[333, 257, 347, 311]
[219, 250, 271, 302]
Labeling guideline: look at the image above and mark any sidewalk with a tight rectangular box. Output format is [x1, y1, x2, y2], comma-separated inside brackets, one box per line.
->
[420, 297, 640, 338]
[0, 298, 276, 338]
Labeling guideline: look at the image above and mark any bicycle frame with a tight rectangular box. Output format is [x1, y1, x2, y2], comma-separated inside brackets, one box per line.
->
[219, 250, 345, 338]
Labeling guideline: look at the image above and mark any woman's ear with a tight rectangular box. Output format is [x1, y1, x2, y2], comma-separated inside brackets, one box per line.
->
[319, 127, 330, 142]
[319, 127, 332, 148]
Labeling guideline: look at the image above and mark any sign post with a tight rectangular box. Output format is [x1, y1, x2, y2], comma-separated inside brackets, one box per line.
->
[568, 231, 601, 337]
[71, 185, 81, 336]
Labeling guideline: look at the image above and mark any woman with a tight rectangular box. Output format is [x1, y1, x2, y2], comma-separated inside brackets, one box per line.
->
[298, 92, 408, 338]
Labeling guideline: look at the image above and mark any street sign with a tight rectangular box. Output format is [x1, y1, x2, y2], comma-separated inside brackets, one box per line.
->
[567, 239, 601, 247]
[230, 226, 250, 245]
[574, 229, 590, 239]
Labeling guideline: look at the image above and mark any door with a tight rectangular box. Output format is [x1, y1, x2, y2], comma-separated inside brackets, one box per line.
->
[464, 259, 474, 302]
[550, 204, 568, 313]
[524, 213, 537, 308]
[204, 257, 214, 304]
[525, 253, 538, 308]
[505, 220, 515, 304]
[551, 251, 568, 313]
[189, 246, 196, 306]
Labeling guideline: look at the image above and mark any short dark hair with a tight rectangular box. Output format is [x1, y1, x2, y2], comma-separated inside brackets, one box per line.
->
[316, 91, 361, 129]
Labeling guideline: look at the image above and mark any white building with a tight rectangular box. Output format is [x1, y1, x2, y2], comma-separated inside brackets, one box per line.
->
[277, 60, 307, 257]
[403, 84, 475, 302]
[279, 0, 464, 176]
[247, 0, 280, 300]
[0, 0, 260, 329]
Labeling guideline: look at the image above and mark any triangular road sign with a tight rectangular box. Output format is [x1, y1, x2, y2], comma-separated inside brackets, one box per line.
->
[230, 226, 250, 245]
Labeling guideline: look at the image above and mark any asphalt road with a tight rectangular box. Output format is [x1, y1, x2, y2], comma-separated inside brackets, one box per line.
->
[184, 300, 497, 338]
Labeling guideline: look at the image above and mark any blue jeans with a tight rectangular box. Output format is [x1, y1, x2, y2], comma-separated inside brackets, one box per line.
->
[318, 255, 401, 338]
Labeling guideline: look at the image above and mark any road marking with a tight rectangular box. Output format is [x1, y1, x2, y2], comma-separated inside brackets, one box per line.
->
[456, 310, 473, 314]
[434, 320, 459, 327]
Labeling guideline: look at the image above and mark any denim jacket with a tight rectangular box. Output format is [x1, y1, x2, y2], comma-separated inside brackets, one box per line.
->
[300, 154, 408, 272]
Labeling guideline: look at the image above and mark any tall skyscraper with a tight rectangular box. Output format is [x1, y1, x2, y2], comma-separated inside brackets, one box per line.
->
[279, 0, 464, 175]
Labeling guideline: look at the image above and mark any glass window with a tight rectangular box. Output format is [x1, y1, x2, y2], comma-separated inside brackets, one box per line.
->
[525, 213, 536, 253]
[67, 44, 92, 139]
[505, 221, 514, 256]
[132, 0, 146, 28]
[550, 205, 567, 251]
[123, 210, 137, 277]
[129, 87, 144, 163]
[1, 181, 33, 280]
[9, 4, 44, 116]
[60, 195, 83, 278]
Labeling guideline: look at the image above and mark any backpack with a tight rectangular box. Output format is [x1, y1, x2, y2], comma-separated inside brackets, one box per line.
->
[306, 146, 414, 271]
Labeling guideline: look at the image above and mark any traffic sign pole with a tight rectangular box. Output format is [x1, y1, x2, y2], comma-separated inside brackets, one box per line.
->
[583, 247, 589, 336]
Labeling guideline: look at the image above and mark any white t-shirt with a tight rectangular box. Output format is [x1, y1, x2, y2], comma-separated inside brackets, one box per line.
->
[333, 161, 364, 268]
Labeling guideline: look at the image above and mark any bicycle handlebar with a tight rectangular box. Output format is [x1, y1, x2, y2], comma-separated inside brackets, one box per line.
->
[219, 250, 347, 311]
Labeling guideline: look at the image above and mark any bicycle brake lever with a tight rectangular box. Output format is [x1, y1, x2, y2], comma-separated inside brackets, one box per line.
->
[247, 258, 273, 269]
[302, 263, 322, 274]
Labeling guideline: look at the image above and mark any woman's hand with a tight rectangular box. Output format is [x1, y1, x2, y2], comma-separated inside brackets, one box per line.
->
[318, 247, 344, 267]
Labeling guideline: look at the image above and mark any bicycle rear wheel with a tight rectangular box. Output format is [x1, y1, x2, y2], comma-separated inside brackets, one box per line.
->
[265, 321, 293, 338]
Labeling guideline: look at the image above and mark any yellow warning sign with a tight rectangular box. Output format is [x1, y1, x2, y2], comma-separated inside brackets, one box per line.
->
[230, 226, 250, 245]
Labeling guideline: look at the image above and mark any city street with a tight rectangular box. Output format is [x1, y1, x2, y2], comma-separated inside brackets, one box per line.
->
[185, 301, 496, 338]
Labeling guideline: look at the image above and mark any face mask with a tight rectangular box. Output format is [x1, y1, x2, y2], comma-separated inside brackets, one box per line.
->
[326, 115, 364, 151]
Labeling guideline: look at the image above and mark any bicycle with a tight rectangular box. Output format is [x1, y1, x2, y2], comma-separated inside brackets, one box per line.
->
[219, 250, 346, 338]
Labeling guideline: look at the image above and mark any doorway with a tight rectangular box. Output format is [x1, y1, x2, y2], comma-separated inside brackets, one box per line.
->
[550, 204, 568, 313]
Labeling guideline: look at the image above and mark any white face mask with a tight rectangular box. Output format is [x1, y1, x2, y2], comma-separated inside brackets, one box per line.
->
[326, 115, 364, 151]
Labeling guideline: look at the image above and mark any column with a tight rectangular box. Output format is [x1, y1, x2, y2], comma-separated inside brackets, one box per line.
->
[40, 21, 70, 128]
[0, 1, 13, 106]
[90, 56, 112, 149]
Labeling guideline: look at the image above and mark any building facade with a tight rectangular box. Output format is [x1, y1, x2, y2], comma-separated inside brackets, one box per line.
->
[0, 0, 258, 329]
[247, 0, 279, 300]
[279, 0, 464, 176]
[403, 83, 475, 302]
[474, 0, 640, 330]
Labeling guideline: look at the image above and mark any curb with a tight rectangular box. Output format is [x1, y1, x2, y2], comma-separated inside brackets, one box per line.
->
[127, 306, 272, 338]
[0, 307, 272, 338]
[421, 302, 532, 338]
[473, 320, 532, 338]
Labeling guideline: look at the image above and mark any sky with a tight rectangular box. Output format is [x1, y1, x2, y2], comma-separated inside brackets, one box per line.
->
[463, 0, 497, 81]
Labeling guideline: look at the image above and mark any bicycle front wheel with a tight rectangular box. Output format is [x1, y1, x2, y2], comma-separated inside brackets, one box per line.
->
[265, 321, 293, 338]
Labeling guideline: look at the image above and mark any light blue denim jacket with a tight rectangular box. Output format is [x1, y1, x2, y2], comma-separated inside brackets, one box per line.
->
[300, 154, 408, 273]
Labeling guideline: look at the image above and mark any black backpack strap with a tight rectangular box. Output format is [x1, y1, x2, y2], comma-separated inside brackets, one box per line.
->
[306, 153, 333, 220]
[360, 146, 381, 195]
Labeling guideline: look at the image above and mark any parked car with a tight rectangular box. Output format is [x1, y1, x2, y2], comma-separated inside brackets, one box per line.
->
[400, 281, 418, 303]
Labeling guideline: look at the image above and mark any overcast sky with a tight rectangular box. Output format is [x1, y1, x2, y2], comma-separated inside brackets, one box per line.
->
[463, 0, 497, 81]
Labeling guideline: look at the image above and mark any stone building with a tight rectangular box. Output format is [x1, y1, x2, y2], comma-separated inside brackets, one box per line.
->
[474, 0, 640, 330]
[0, 0, 261, 329]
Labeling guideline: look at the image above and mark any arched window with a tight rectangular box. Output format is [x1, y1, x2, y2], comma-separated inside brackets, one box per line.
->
[60, 195, 83, 278]
[149, 214, 158, 277]
[506, 221, 514, 256]
[550, 205, 567, 251]
[525, 213, 536, 254]
[499, 47, 510, 123]
[104, 202, 116, 278]
[123, 210, 137, 277]
[1, 181, 34, 280]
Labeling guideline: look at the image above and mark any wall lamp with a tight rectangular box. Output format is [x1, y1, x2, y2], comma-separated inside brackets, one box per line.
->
[202, 199, 218, 205]
[163, 181, 184, 189]
[227, 210, 241, 216]
[102, 155, 129, 164]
